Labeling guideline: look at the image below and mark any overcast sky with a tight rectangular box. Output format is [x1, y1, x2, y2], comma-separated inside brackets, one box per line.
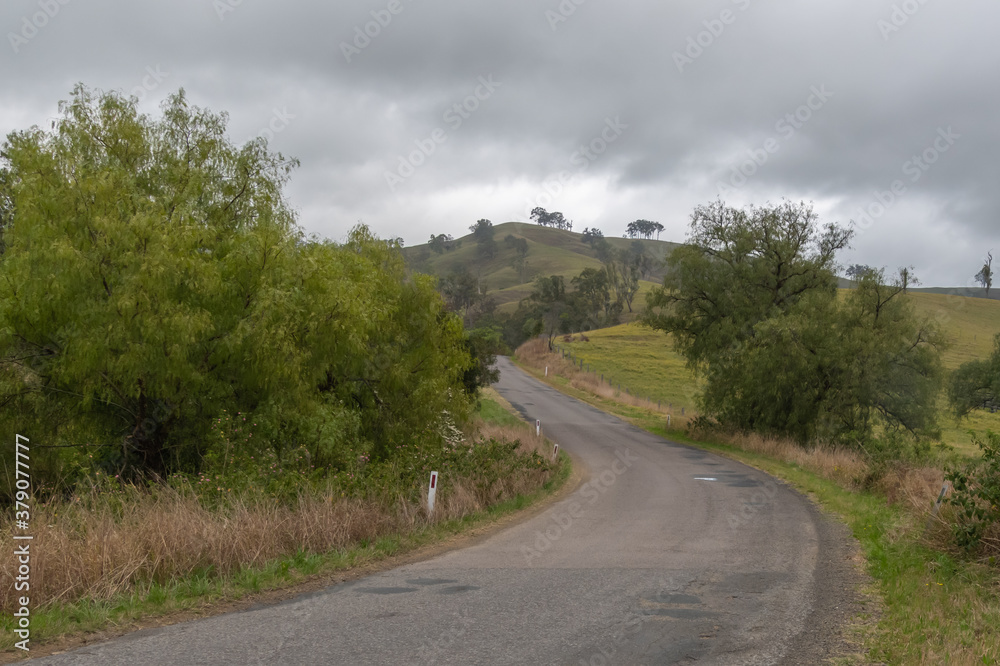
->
[2, 0, 997, 286]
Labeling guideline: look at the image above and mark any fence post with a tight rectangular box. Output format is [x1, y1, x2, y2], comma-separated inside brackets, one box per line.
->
[427, 471, 439, 514]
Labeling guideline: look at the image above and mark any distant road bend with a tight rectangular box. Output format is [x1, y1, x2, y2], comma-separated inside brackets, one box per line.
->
[33, 356, 857, 665]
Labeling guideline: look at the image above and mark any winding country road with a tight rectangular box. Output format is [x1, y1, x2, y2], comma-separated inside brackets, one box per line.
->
[32, 357, 858, 665]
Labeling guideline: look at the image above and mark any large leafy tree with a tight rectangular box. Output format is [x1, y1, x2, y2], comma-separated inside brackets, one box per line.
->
[645, 200, 852, 367]
[0, 86, 473, 482]
[571, 268, 613, 326]
[709, 269, 944, 444]
[644, 201, 942, 446]
[0, 86, 302, 474]
[293, 230, 472, 463]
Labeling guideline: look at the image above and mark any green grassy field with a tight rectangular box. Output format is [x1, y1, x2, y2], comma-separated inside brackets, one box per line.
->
[560, 290, 1000, 456]
[555, 323, 702, 413]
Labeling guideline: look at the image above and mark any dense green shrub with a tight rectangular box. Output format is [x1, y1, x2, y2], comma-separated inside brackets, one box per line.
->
[946, 431, 1000, 554]
[0, 86, 472, 496]
[644, 201, 943, 449]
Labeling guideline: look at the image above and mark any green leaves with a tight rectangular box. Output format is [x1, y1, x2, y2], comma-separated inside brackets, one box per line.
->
[946, 431, 1000, 554]
[0, 86, 473, 488]
[643, 201, 943, 448]
[949, 333, 1000, 419]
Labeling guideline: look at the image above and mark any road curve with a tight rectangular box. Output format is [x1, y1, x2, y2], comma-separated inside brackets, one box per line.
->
[32, 357, 850, 665]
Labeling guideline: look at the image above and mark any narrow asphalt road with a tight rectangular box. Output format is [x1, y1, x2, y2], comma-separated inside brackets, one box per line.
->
[32, 357, 856, 665]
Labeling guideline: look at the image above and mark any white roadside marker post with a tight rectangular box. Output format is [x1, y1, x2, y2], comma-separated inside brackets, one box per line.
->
[552, 443, 559, 462]
[536, 419, 540, 436]
[428, 471, 439, 515]
[545, 366, 548, 377]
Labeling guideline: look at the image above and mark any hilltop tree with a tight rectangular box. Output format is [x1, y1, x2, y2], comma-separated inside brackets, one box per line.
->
[975, 251, 994, 298]
[428, 233, 454, 254]
[581, 227, 604, 247]
[531, 207, 572, 230]
[625, 219, 664, 240]
[469, 219, 497, 259]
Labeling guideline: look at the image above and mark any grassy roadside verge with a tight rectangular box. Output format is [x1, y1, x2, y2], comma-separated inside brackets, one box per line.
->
[512, 349, 1000, 665]
[1, 393, 571, 660]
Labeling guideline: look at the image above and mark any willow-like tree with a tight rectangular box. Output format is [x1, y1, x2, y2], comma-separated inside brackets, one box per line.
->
[0, 85, 305, 475]
[0, 86, 472, 482]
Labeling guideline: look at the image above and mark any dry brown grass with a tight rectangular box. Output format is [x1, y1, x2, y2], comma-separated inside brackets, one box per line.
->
[1, 489, 405, 609]
[0, 417, 556, 613]
[705, 430, 870, 490]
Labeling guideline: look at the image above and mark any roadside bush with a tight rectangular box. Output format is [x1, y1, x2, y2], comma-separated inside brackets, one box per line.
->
[0, 86, 472, 497]
[945, 431, 1000, 556]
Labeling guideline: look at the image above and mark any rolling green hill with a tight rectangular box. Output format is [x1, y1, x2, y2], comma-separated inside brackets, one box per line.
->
[403, 222, 678, 310]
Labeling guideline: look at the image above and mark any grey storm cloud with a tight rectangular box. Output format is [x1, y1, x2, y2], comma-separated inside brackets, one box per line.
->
[2, 0, 998, 286]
